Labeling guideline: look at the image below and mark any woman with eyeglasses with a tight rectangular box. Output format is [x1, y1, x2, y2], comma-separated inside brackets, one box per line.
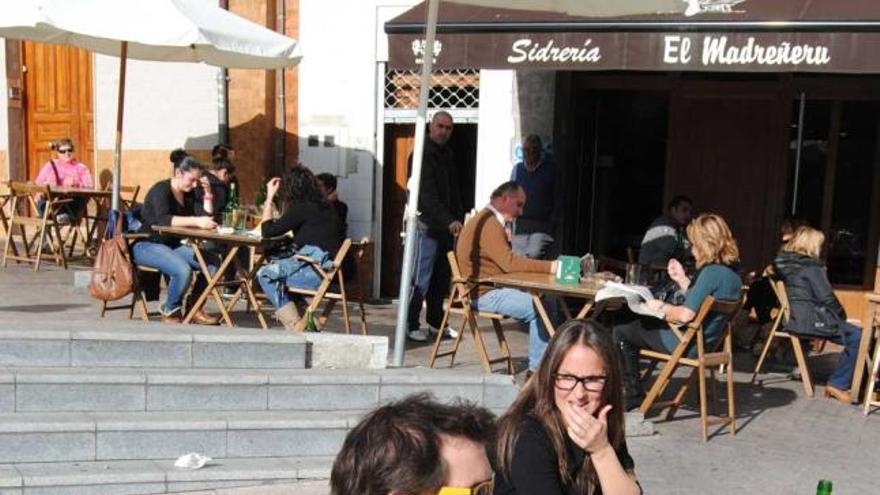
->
[34, 138, 94, 223]
[495, 319, 641, 495]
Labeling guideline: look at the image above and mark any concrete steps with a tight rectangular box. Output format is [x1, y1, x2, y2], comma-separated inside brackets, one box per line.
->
[0, 410, 362, 464]
[0, 321, 515, 494]
[0, 456, 333, 495]
[0, 327, 308, 370]
[0, 367, 517, 414]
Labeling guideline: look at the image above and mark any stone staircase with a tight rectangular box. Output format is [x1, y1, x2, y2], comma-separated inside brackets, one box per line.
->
[0, 323, 517, 494]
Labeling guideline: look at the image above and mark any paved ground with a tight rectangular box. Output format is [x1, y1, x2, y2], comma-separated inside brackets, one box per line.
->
[0, 261, 877, 494]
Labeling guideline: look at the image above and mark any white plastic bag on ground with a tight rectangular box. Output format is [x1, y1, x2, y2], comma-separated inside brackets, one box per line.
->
[174, 452, 212, 470]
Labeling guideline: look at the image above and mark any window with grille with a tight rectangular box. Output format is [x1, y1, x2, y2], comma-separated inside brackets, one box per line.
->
[384, 69, 479, 110]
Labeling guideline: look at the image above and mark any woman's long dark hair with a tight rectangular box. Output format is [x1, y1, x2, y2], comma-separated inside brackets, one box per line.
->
[497, 319, 625, 495]
[279, 166, 327, 211]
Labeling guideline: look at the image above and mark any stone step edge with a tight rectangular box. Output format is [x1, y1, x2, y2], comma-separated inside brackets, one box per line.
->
[0, 327, 309, 345]
[0, 366, 515, 386]
[0, 410, 367, 432]
[0, 456, 333, 490]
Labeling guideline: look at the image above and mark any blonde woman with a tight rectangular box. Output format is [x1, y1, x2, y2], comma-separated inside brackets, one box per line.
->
[495, 320, 640, 495]
[773, 226, 861, 404]
[612, 213, 743, 411]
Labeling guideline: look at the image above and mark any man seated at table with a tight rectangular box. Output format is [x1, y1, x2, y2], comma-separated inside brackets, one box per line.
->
[456, 181, 558, 373]
[638, 194, 693, 266]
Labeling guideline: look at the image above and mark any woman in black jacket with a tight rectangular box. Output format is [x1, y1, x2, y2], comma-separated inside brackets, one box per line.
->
[773, 226, 861, 404]
[255, 166, 343, 330]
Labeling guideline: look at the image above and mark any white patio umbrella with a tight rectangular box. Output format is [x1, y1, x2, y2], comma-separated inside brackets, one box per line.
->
[392, 0, 688, 366]
[0, 0, 301, 210]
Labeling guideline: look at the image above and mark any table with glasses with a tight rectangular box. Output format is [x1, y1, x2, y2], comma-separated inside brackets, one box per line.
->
[152, 225, 272, 328]
[481, 272, 602, 336]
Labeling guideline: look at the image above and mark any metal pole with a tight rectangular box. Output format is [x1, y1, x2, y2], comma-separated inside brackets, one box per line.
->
[275, 0, 287, 173]
[392, 0, 439, 367]
[218, 0, 229, 145]
[111, 41, 128, 212]
[791, 91, 806, 215]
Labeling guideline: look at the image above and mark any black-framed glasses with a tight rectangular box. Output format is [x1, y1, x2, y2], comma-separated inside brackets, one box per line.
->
[553, 373, 607, 392]
[58, 148, 74, 154]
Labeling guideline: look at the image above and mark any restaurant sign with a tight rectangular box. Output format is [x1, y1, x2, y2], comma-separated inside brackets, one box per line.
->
[390, 31, 880, 74]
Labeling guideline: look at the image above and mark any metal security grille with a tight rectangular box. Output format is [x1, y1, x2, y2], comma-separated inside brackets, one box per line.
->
[384, 69, 479, 109]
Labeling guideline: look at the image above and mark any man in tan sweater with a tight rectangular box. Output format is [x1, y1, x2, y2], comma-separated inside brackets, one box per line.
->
[456, 181, 558, 371]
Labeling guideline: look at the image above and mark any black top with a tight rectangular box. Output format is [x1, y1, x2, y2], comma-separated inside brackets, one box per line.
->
[139, 179, 198, 246]
[408, 138, 464, 238]
[194, 173, 229, 223]
[773, 251, 846, 337]
[261, 200, 344, 256]
[495, 417, 635, 495]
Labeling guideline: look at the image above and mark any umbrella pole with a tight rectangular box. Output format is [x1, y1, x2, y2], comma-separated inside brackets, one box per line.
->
[392, 0, 439, 367]
[111, 41, 128, 212]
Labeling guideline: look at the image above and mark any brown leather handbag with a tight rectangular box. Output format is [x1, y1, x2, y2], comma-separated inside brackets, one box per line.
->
[89, 216, 135, 301]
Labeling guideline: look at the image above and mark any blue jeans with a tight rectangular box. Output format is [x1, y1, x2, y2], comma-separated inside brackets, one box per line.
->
[256, 257, 323, 310]
[826, 322, 861, 389]
[407, 226, 448, 331]
[474, 288, 551, 371]
[131, 241, 217, 314]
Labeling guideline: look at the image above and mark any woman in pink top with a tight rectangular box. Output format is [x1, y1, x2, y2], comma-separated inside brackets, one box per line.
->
[34, 138, 93, 222]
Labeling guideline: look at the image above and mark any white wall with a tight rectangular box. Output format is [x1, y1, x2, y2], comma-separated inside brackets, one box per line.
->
[0, 45, 8, 168]
[94, 55, 219, 150]
[298, 0, 419, 241]
[475, 70, 556, 205]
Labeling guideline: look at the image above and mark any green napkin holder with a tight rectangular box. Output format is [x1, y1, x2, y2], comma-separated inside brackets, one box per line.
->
[555, 255, 581, 285]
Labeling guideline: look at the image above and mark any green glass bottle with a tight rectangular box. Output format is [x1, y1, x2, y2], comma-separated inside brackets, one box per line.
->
[227, 182, 240, 211]
[305, 309, 318, 332]
[816, 480, 832, 495]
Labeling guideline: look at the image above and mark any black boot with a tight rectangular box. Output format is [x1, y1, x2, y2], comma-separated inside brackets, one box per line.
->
[619, 340, 646, 411]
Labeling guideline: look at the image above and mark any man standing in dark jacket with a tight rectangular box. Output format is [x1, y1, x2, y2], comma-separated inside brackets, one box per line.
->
[406, 111, 464, 342]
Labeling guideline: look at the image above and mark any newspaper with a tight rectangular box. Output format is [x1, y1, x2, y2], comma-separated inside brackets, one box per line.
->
[595, 282, 665, 319]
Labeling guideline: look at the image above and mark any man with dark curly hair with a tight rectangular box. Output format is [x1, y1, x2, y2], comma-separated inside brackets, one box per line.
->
[330, 394, 496, 495]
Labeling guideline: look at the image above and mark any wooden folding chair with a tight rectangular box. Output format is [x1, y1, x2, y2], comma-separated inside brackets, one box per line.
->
[639, 296, 742, 442]
[97, 233, 156, 322]
[0, 189, 19, 259]
[2, 182, 70, 270]
[865, 325, 880, 415]
[287, 238, 355, 332]
[85, 184, 140, 252]
[342, 238, 372, 335]
[750, 267, 816, 396]
[428, 251, 514, 374]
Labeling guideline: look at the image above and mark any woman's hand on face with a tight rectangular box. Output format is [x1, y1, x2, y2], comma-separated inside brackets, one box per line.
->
[563, 401, 612, 454]
[266, 177, 281, 198]
[199, 176, 211, 191]
[667, 258, 686, 281]
[197, 216, 217, 230]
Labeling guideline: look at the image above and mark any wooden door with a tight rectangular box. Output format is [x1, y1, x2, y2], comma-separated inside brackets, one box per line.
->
[24, 42, 94, 180]
[666, 88, 789, 273]
[381, 124, 415, 297]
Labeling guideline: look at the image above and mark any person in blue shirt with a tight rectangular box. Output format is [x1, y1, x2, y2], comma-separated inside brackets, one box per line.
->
[510, 134, 561, 260]
[612, 213, 742, 411]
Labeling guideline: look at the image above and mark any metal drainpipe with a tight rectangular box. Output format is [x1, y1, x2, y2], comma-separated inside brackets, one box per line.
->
[275, 0, 287, 174]
[218, 0, 229, 145]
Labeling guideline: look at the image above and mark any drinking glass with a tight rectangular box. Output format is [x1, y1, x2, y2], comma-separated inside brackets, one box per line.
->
[625, 263, 642, 285]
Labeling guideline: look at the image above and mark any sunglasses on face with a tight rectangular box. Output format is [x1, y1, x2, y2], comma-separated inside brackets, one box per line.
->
[437, 478, 494, 495]
[58, 148, 74, 154]
[553, 373, 607, 392]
